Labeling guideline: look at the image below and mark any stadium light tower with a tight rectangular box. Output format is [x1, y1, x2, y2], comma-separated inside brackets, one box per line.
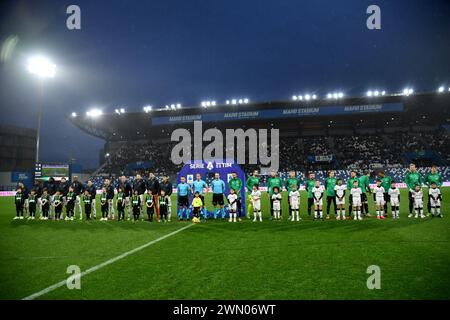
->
[27, 55, 56, 163]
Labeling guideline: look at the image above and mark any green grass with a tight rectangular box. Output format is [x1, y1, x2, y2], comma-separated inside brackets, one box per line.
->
[0, 188, 449, 300]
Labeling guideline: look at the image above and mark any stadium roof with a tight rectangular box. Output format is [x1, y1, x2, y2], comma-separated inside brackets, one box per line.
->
[70, 92, 450, 141]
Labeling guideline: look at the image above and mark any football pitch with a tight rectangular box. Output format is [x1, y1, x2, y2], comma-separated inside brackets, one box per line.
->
[0, 188, 449, 300]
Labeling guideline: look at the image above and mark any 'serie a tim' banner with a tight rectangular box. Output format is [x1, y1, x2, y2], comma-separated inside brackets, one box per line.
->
[151, 103, 403, 125]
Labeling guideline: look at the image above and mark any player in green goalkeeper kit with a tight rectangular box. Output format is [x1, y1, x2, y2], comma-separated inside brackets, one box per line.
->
[267, 171, 282, 219]
[285, 170, 301, 220]
[228, 172, 243, 221]
[346, 170, 359, 219]
[378, 171, 392, 217]
[305, 172, 316, 217]
[424, 165, 443, 214]
[246, 170, 260, 218]
[325, 171, 338, 219]
[404, 163, 423, 218]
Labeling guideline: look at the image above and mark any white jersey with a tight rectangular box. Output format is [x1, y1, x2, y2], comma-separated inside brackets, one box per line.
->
[272, 193, 282, 210]
[227, 194, 238, 211]
[429, 188, 441, 207]
[412, 190, 423, 207]
[388, 187, 400, 206]
[350, 187, 362, 206]
[251, 190, 261, 211]
[373, 186, 385, 199]
[312, 186, 323, 205]
[289, 190, 300, 209]
[334, 185, 346, 205]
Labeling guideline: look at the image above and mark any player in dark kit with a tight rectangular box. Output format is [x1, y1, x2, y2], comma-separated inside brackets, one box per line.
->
[118, 176, 133, 220]
[58, 177, 69, 210]
[160, 175, 173, 222]
[85, 180, 97, 219]
[14, 187, 24, 220]
[133, 174, 146, 218]
[71, 176, 84, 219]
[305, 172, 316, 217]
[46, 177, 56, 218]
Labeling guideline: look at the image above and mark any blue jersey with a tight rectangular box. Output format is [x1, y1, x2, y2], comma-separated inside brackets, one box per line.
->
[211, 179, 225, 194]
[177, 183, 191, 196]
[192, 179, 207, 195]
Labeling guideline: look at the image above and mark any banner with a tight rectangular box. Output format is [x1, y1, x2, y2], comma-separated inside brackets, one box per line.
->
[152, 103, 403, 125]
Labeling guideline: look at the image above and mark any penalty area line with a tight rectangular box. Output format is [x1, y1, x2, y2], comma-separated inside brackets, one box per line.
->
[22, 223, 195, 300]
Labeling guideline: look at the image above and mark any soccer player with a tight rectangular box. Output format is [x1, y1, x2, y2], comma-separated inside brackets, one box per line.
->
[133, 174, 146, 219]
[118, 176, 133, 221]
[312, 181, 323, 221]
[359, 170, 371, 217]
[425, 165, 443, 215]
[177, 176, 191, 221]
[66, 187, 76, 220]
[286, 171, 301, 220]
[378, 171, 392, 217]
[160, 175, 173, 222]
[159, 190, 170, 222]
[145, 189, 155, 222]
[192, 173, 208, 219]
[85, 180, 97, 219]
[146, 172, 160, 221]
[14, 187, 24, 220]
[388, 181, 401, 219]
[350, 180, 362, 220]
[53, 190, 63, 220]
[58, 177, 69, 214]
[192, 192, 203, 221]
[412, 184, 425, 219]
[46, 177, 56, 219]
[246, 170, 260, 218]
[334, 178, 346, 220]
[227, 188, 238, 222]
[18, 182, 29, 217]
[373, 179, 385, 219]
[41, 189, 50, 220]
[131, 190, 141, 222]
[428, 182, 442, 218]
[82, 189, 92, 220]
[228, 172, 243, 221]
[70, 176, 84, 220]
[267, 171, 282, 219]
[251, 184, 262, 222]
[211, 173, 226, 219]
[347, 171, 359, 218]
[116, 186, 126, 221]
[28, 189, 37, 220]
[100, 187, 108, 221]
[405, 164, 422, 217]
[289, 184, 300, 221]
[325, 170, 338, 219]
[271, 186, 282, 221]
[31, 180, 43, 217]
[305, 172, 316, 217]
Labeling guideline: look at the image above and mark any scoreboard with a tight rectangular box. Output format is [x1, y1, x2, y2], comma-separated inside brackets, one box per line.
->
[34, 163, 70, 181]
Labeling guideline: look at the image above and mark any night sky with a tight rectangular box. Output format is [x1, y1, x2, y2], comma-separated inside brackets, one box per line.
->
[0, 0, 449, 168]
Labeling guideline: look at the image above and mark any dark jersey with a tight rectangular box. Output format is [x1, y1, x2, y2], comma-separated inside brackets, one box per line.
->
[57, 181, 69, 196]
[133, 179, 146, 195]
[46, 182, 56, 195]
[106, 185, 115, 200]
[71, 180, 84, 195]
[118, 182, 133, 197]
[85, 185, 97, 198]
[160, 181, 173, 196]
[146, 178, 160, 194]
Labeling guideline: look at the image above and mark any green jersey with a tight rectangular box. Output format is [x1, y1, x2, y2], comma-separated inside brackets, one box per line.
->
[117, 192, 124, 203]
[347, 177, 359, 190]
[15, 193, 23, 205]
[145, 194, 154, 206]
[285, 177, 301, 193]
[267, 176, 282, 196]
[100, 192, 107, 203]
[425, 172, 443, 188]
[67, 192, 75, 202]
[359, 175, 370, 193]
[305, 179, 315, 198]
[380, 176, 392, 192]
[158, 195, 168, 206]
[246, 176, 260, 193]
[324, 177, 337, 196]
[83, 194, 92, 205]
[228, 178, 243, 198]
[405, 171, 422, 190]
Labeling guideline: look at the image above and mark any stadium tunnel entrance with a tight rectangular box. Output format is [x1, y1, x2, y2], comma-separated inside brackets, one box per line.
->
[177, 160, 247, 217]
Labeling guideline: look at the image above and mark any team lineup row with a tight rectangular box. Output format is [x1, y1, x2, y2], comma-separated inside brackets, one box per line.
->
[12, 164, 444, 222]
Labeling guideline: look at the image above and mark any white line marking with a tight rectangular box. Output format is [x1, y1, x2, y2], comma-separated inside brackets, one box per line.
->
[22, 223, 194, 300]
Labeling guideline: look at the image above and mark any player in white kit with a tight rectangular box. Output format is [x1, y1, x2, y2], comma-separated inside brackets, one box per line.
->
[251, 185, 262, 222]
[350, 180, 362, 220]
[312, 181, 324, 220]
[388, 181, 401, 219]
[271, 187, 282, 221]
[428, 182, 442, 218]
[373, 179, 386, 219]
[411, 184, 425, 219]
[334, 178, 346, 220]
[289, 184, 300, 221]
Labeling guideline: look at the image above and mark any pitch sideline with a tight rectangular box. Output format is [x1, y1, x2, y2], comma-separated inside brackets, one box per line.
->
[22, 223, 195, 300]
